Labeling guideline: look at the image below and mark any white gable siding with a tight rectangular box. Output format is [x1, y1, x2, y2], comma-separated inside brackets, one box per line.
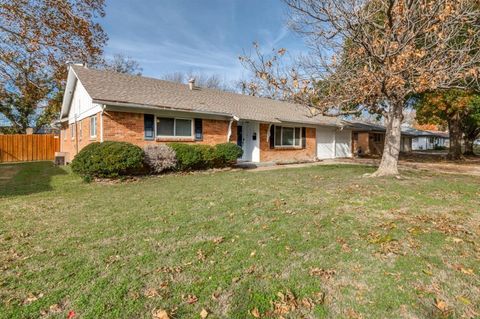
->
[67, 79, 102, 124]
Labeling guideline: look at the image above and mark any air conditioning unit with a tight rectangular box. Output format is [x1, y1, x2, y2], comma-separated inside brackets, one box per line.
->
[54, 152, 68, 165]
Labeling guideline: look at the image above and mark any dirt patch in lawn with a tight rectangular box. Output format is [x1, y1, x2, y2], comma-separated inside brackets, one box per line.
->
[0, 165, 20, 186]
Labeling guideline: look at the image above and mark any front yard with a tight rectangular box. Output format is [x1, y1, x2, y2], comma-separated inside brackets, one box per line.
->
[0, 162, 479, 318]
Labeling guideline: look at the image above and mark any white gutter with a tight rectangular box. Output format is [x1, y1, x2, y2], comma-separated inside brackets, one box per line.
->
[100, 105, 106, 142]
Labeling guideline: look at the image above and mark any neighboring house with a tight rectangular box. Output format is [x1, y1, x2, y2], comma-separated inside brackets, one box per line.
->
[346, 121, 414, 156]
[402, 128, 450, 150]
[59, 65, 353, 163]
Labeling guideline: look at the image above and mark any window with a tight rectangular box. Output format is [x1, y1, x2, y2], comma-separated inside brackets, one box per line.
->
[194, 119, 203, 140]
[156, 117, 192, 137]
[429, 137, 434, 144]
[274, 126, 302, 147]
[144, 114, 155, 140]
[70, 124, 75, 139]
[373, 133, 382, 143]
[90, 116, 97, 138]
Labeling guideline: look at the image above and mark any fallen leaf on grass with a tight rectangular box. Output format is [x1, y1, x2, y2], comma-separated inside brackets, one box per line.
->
[213, 237, 224, 244]
[452, 264, 475, 276]
[346, 308, 363, 319]
[250, 307, 261, 318]
[184, 294, 198, 304]
[309, 268, 336, 279]
[23, 292, 43, 305]
[197, 249, 206, 261]
[272, 291, 298, 316]
[143, 288, 159, 299]
[49, 303, 62, 313]
[200, 308, 209, 318]
[156, 266, 183, 274]
[152, 309, 170, 319]
[457, 295, 471, 305]
[434, 299, 448, 312]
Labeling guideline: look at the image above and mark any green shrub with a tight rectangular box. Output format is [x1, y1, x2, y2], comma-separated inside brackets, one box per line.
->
[214, 143, 243, 166]
[168, 143, 205, 171]
[71, 141, 144, 179]
[196, 144, 217, 169]
[168, 143, 242, 171]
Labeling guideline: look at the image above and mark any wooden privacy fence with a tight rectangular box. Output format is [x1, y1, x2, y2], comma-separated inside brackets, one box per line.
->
[0, 134, 60, 163]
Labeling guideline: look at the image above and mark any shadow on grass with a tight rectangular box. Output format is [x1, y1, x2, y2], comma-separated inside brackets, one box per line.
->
[0, 161, 68, 197]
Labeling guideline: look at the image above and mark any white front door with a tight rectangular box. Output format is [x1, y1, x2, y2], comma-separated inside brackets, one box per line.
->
[316, 127, 336, 159]
[239, 121, 260, 162]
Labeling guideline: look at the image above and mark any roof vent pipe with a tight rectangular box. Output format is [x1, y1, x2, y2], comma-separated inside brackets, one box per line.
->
[188, 78, 195, 90]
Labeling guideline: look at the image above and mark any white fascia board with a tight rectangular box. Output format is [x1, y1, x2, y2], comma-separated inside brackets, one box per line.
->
[60, 67, 78, 119]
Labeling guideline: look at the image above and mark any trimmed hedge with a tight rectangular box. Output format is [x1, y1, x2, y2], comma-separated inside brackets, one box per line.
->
[214, 143, 243, 166]
[71, 141, 144, 180]
[168, 143, 205, 171]
[169, 142, 242, 171]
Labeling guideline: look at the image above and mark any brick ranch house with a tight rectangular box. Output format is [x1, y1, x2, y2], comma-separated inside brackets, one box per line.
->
[59, 65, 354, 163]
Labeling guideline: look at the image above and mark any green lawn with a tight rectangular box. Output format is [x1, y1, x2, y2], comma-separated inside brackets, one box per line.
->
[1, 162, 479, 319]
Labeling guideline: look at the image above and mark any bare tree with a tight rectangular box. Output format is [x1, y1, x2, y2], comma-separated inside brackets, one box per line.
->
[241, 0, 480, 176]
[103, 54, 143, 75]
[161, 71, 232, 91]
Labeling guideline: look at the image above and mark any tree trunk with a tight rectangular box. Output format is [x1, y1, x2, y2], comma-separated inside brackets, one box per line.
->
[463, 137, 475, 156]
[371, 104, 403, 177]
[447, 114, 463, 160]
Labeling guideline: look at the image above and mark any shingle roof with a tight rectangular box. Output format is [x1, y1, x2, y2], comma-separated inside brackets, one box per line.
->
[344, 120, 387, 132]
[344, 121, 449, 137]
[71, 65, 340, 126]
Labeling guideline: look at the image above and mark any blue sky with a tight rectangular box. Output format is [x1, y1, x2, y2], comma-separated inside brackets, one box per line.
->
[102, 0, 306, 84]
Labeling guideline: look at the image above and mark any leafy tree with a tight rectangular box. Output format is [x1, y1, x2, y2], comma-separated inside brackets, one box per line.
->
[0, 0, 107, 133]
[241, 0, 480, 176]
[415, 90, 479, 159]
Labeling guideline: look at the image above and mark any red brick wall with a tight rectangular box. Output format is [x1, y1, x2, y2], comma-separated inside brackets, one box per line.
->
[259, 124, 316, 162]
[60, 113, 101, 161]
[102, 111, 234, 146]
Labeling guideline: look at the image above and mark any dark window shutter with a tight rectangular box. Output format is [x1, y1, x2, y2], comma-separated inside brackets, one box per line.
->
[269, 125, 275, 149]
[302, 127, 307, 149]
[144, 114, 155, 140]
[194, 118, 203, 140]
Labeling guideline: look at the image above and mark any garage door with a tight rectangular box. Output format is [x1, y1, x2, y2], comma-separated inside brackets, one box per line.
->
[316, 127, 335, 159]
[335, 129, 352, 158]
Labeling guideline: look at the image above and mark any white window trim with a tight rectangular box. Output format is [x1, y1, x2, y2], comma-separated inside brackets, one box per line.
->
[71, 123, 75, 140]
[274, 125, 302, 148]
[90, 116, 97, 138]
[155, 116, 194, 139]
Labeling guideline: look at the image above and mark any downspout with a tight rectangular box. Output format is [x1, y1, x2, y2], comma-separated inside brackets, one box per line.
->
[227, 116, 239, 142]
[266, 123, 273, 142]
[100, 105, 106, 142]
[74, 114, 79, 155]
